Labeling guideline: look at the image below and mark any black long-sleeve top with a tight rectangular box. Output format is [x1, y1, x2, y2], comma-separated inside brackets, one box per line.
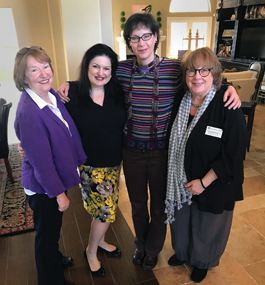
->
[65, 82, 126, 167]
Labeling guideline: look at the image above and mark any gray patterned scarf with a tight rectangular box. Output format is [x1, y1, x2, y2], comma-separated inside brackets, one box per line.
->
[165, 85, 216, 224]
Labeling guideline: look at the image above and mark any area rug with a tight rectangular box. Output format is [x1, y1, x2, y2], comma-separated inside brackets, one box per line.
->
[0, 144, 34, 236]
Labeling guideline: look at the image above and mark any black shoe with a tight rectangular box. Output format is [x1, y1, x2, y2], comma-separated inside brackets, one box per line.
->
[98, 245, 121, 258]
[83, 250, 106, 277]
[142, 255, 158, 270]
[65, 281, 75, 285]
[168, 254, 185, 266]
[62, 256, 73, 267]
[133, 248, 145, 265]
[190, 266, 208, 283]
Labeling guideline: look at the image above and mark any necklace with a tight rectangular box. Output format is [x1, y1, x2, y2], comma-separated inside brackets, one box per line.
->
[191, 101, 201, 108]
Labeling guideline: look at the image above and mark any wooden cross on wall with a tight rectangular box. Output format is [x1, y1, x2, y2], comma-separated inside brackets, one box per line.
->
[183, 29, 204, 50]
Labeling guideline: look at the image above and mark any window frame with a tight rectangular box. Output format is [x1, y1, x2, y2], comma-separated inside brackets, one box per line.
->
[166, 16, 213, 58]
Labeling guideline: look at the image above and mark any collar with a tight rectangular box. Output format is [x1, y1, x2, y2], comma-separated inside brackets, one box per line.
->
[25, 88, 57, 109]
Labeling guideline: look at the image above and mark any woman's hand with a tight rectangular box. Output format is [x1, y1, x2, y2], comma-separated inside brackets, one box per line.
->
[185, 179, 205, 195]
[57, 82, 70, 103]
[56, 192, 70, 212]
[224, 85, 241, 109]
[17, 142, 25, 157]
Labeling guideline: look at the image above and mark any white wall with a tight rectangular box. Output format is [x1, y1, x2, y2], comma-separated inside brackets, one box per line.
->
[99, 0, 114, 48]
[61, 0, 102, 80]
[0, 8, 20, 144]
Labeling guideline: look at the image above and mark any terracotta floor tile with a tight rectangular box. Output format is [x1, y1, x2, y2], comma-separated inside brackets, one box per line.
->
[196, 251, 258, 285]
[244, 261, 265, 285]
[244, 168, 261, 177]
[243, 175, 265, 198]
[244, 158, 262, 169]
[253, 166, 265, 176]
[234, 200, 252, 215]
[252, 141, 265, 150]
[154, 264, 191, 285]
[240, 208, 265, 237]
[246, 150, 265, 161]
[226, 225, 265, 266]
[244, 194, 265, 209]
[254, 158, 265, 166]
[231, 214, 248, 229]
[155, 229, 174, 270]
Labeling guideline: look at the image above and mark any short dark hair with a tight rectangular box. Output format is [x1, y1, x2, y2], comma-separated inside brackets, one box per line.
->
[78, 43, 124, 104]
[14, 46, 53, 91]
[181, 47, 222, 90]
[123, 13, 160, 53]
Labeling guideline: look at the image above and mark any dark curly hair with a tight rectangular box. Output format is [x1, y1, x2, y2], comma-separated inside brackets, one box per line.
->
[123, 13, 160, 53]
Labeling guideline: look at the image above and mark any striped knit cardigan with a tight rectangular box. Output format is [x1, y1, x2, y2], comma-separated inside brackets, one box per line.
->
[116, 57, 183, 150]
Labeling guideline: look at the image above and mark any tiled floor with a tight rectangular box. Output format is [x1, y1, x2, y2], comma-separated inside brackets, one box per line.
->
[118, 104, 265, 285]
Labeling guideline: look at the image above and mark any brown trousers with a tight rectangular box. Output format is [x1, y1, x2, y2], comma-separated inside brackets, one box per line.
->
[122, 147, 167, 257]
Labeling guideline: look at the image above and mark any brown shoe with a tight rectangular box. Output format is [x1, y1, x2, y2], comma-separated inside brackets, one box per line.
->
[142, 255, 158, 270]
[133, 248, 145, 265]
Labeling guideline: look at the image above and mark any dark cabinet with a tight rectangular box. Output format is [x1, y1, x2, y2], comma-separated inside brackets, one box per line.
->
[214, 0, 265, 65]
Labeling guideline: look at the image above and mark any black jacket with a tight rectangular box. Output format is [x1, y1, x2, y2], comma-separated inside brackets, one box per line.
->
[168, 87, 249, 214]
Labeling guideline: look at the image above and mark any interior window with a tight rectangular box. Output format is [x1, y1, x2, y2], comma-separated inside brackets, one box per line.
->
[169, 0, 211, 12]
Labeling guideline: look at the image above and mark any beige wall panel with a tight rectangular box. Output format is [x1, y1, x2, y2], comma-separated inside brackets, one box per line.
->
[0, 0, 65, 88]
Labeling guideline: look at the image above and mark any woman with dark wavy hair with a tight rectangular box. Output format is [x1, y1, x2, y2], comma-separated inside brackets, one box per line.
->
[64, 44, 126, 277]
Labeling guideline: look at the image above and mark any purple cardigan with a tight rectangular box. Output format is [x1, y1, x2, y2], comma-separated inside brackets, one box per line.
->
[14, 88, 87, 198]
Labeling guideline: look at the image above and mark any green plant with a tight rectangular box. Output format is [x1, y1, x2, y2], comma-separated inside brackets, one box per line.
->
[120, 11, 126, 30]
[156, 11, 162, 28]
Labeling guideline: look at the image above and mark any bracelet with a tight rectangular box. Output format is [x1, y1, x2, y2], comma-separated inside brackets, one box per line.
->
[200, 179, 206, 189]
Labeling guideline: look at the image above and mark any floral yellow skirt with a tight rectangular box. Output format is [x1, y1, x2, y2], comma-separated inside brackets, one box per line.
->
[79, 164, 121, 223]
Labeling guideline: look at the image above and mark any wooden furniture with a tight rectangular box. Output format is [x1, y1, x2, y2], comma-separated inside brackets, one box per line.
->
[214, 0, 265, 69]
[241, 102, 257, 151]
[0, 98, 14, 184]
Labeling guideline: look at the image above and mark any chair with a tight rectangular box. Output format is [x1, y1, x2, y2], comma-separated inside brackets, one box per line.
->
[241, 101, 256, 152]
[0, 99, 14, 183]
[249, 62, 265, 102]
[240, 62, 265, 151]
[257, 72, 265, 104]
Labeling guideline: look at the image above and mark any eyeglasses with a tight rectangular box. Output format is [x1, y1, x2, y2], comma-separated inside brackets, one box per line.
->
[128, 33, 153, 43]
[186, 68, 213, 77]
[17, 46, 42, 55]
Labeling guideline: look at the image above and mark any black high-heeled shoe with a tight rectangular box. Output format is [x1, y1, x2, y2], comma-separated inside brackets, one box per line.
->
[83, 250, 106, 277]
[98, 245, 122, 258]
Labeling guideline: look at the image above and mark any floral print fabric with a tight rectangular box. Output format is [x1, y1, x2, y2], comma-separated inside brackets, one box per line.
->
[79, 165, 121, 223]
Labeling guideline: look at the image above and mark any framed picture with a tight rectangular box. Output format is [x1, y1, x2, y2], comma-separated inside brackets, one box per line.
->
[132, 5, 152, 14]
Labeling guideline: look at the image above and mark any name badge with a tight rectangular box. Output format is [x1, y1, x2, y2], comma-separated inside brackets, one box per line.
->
[205, 126, 223, 138]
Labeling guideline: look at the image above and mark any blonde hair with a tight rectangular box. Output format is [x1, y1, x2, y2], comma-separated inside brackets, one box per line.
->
[181, 47, 222, 90]
[13, 46, 53, 91]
